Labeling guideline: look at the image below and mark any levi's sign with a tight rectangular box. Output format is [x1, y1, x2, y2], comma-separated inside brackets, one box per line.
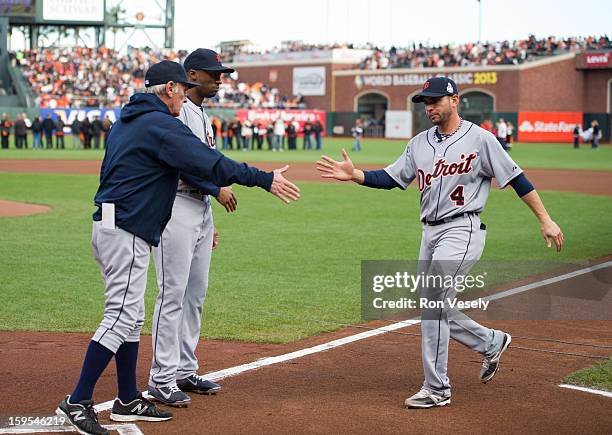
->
[577, 52, 612, 69]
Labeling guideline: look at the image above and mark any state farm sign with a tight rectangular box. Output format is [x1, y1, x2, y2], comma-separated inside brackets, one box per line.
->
[518, 112, 582, 142]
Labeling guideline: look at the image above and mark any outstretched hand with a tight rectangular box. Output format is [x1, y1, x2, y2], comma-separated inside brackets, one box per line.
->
[540, 218, 564, 252]
[269, 165, 300, 203]
[316, 148, 355, 181]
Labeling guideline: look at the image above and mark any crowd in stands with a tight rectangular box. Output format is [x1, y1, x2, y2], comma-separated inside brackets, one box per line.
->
[12, 34, 610, 108]
[13, 47, 188, 109]
[210, 77, 305, 109]
[359, 35, 612, 69]
[219, 41, 371, 61]
[13, 47, 303, 109]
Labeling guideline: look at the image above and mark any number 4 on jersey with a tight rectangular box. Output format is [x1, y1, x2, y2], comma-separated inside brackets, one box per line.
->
[450, 185, 465, 206]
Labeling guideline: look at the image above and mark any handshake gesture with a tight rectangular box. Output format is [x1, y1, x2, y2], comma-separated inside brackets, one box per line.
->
[269, 165, 301, 203]
[316, 148, 364, 184]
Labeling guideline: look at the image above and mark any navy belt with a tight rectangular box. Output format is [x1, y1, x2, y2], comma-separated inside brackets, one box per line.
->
[422, 212, 479, 226]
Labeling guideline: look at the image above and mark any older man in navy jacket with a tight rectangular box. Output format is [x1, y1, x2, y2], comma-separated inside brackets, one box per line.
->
[56, 60, 300, 435]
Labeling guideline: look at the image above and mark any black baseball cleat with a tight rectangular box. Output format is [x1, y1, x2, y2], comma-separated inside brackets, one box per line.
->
[480, 333, 512, 383]
[148, 384, 191, 407]
[177, 374, 221, 395]
[56, 395, 109, 435]
[110, 392, 173, 422]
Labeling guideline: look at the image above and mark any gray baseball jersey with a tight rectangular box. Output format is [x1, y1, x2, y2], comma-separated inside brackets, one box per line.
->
[384, 121, 522, 222]
[150, 97, 217, 388]
[383, 120, 515, 396]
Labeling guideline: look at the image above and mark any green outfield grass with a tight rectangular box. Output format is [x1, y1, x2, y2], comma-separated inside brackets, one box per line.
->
[563, 359, 612, 392]
[1, 137, 611, 171]
[1, 173, 611, 342]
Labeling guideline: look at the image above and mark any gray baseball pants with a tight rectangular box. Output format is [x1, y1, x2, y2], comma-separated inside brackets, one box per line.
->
[418, 214, 504, 397]
[91, 221, 150, 353]
[149, 194, 214, 387]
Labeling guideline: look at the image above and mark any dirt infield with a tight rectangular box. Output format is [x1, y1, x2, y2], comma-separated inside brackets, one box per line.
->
[1, 159, 610, 433]
[0, 200, 51, 217]
[0, 264, 611, 434]
[1, 159, 611, 196]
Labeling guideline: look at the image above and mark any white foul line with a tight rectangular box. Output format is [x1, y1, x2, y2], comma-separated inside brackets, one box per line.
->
[0, 424, 143, 434]
[558, 384, 612, 398]
[90, 260, 612, 414]
[479, 261, 612, 303]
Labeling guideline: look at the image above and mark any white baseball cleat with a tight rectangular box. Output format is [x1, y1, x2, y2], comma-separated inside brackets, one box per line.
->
[404, 388, 451, 409]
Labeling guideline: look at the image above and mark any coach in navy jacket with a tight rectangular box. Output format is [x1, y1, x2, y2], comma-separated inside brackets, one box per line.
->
[93, 62, 299, 246]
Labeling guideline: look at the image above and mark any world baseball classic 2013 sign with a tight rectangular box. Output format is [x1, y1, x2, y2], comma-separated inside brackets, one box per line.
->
[354, 72, 498, 89]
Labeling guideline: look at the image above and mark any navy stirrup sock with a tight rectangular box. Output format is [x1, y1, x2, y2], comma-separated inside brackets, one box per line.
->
[115, 341, 140, 403]
[70, 340, 114, 403]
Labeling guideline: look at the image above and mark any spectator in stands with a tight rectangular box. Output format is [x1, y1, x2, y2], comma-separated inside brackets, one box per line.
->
[591, 120, 601, 149]
[32, 116, 43, 149]
[287, 121, 297, 150]
[313, 120, 323, 150]
[14, 114, 28, 149]
[102, 115, 113, 149]
[71, 118, 81, 148]
[496, 118, 508, 150]
[273, 118, 285, 152]
[351, 118, 364, 152]
[42, 114, 55, 148]
[0, 113, 11, 149]
[91, 115, 103, 149]
[55, 117, 66, 149]
[302, 121, 313, 150]
[573, 124, 581, 148]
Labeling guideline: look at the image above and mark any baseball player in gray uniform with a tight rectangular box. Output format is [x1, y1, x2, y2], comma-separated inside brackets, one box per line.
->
[316, 77, 564, 408]
[148, 49, 237, 406]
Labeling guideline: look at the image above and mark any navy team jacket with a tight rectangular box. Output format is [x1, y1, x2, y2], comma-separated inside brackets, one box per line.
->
[93, 93, 273, 246]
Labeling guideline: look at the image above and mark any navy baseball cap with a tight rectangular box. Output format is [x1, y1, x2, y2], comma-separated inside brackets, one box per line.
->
[144, 60, 199, 88]
[411, 77, 459, 103]
[183, 48, 235, 73]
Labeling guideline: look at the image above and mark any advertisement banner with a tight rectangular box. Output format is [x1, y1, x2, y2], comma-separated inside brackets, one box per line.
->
[0, 0, 35, 17]
[293, 67, 326, 96]
[236, 109, 326, 136]
[40, 107, 120, 133]
[385, 110, 412, 139]
[42, 0, 105, 22]
[517, 112, 582, 143]
[575, 52, 612, 69]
